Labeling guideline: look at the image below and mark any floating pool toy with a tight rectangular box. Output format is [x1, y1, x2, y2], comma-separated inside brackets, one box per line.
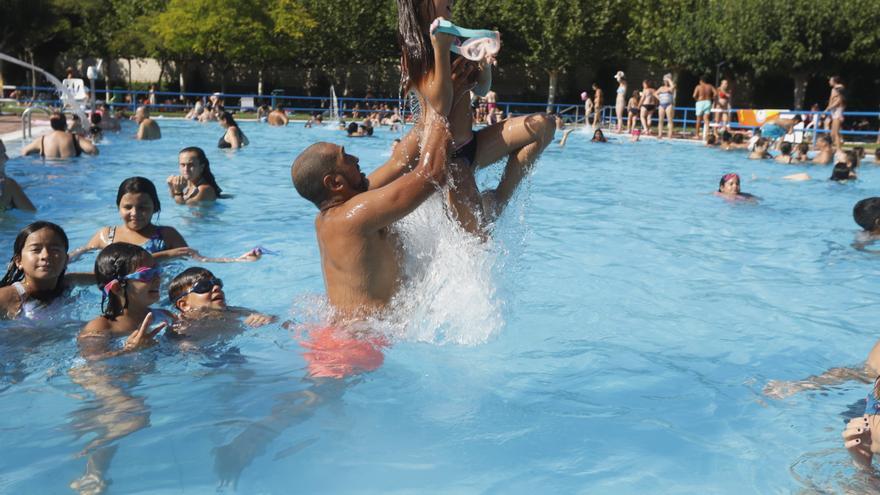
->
[430, 18, 500, 62]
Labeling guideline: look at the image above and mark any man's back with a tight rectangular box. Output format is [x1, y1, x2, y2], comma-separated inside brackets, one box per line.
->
[138, 118, 161, 140]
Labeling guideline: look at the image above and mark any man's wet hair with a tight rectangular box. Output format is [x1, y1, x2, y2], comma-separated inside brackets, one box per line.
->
[732, 133, 744, 144]
[830, 163, 854, 181]
[853, 197, 880, 230]
[291, 142, 336, 208]
[721, 130, 732, 143]
[779, 142, 792, 155]
[818, 134, 832, 146]
[797, 142, 810, 155]
[346, 122, 358, 136]
[49, 112, 67, 131]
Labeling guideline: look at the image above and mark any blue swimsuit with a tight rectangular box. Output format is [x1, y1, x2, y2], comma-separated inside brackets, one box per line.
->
[867, 380, 880, 415]
[107, 226, 168, 253]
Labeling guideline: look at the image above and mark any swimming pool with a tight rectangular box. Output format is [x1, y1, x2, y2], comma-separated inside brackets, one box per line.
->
[1, 120, 878, 493]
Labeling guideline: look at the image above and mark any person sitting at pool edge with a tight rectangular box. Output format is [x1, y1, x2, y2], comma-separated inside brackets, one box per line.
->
[21, 112, 98, 158]
[133, 106, 161, 141]
[168, 267, 276, 338]
[167, 146, 223, 204]
[715, 173, 756, 201]
[290, 116, 450, 318]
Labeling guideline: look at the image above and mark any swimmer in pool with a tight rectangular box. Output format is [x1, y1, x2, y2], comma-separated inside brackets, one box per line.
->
[714, 173, 756, 201]
[0, 222, 92, 319]
[748, 138, 771, 160]
[794, 142, 810, 162]
[774, 142, 795, 164]
[73, 177, 260, 263]
[267, 106, 289, 126]
[133, 106, 161, 140]
[168, 267, 275, 339]
[0, 139, 35, 211]
[812, 134, 834, 165]
[218, 112, 248, 149]
[78, 243, 174, 360]
[397, 0, 555, 235]
[291, 116, 451, 318]
[21, 112, 98, 158]
[166, 147, 223, 204]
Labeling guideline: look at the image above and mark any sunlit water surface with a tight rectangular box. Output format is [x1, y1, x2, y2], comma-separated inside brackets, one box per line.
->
[1, 121, 879, 493]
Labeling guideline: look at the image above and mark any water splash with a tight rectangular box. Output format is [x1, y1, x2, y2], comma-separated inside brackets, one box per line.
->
[329, 85, 339, 123]
[387, 193, 504, 345]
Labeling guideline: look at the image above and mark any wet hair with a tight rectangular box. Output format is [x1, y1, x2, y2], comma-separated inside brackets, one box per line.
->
[706, 134, 717, 145]
[854, 146, 865, 159]
[168, 266, 215, 306]
[718, 173, 739, 191]
[845, 150, 859, 169]
[0, 221, 69, 302]
[178, 146, 222, 195]
[90, 112, 102, 125]
[291, 142, 338, 208]
[95, 243, 151, 319]
[779, 142, 792, 155]
[220, 111, 238, 127]
[796, 142, 810, 155]
[116, 177, 161, 212]
[755, 137, 768, 148]
[49, 112, 67, 131]
[818, 134, 832, 146]
[830, 163, 854, 181]
[721, 130, 732, 143]
[854, 197, 880, 230]
[347, 122, 359, 135]
[732, 133, 744, 144]
[365, 125, 374, 136]
[592, 129, 606, 142]
[397, 0, 437, 91]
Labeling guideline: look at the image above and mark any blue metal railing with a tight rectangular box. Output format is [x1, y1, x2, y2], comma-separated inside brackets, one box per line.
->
[5, 85, 880, 139]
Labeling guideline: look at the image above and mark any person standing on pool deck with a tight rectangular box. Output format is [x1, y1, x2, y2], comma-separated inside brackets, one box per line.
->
[614, 71, 627, 133]
[692, 75, 716, 140]
[592, 83, 603, 128]
[825, 75, 846, 149]
[133, 106, 161, 140]
[290, 116, 451, 318]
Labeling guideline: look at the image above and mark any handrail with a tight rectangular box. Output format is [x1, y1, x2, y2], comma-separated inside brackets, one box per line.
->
[21, 106, 52, 140]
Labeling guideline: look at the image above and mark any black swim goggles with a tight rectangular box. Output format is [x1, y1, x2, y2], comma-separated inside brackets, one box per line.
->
[175, 277, 223, 302]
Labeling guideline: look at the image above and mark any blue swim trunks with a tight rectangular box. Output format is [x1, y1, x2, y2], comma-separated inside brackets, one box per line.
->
[695, 100, 712, 117]
[761, 123, 785, 139]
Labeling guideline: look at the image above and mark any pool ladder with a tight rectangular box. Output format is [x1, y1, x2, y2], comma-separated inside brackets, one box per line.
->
[20, 106, 52, 140]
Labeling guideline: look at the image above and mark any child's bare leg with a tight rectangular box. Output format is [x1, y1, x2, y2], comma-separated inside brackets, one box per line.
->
[473, 113, 555, 220]
[445, 161, 484, 235]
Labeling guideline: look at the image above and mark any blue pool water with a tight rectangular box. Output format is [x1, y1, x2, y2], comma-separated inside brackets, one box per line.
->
[2, 120, 879, 493]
